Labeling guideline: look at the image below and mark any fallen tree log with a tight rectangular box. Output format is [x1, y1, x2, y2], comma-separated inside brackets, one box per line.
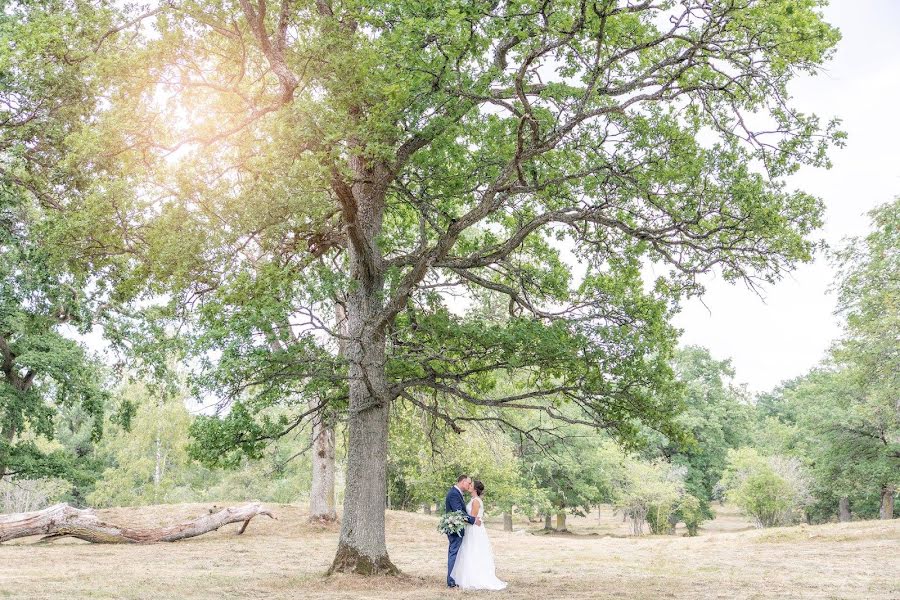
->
[0, 502, 274, 544]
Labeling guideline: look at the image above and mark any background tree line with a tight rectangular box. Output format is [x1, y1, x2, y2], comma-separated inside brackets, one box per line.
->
[5, 200, 896, 531]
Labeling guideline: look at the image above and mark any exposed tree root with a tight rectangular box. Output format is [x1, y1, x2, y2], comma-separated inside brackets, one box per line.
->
[327, 542, 400, 576]
[308, 514, 339, 525]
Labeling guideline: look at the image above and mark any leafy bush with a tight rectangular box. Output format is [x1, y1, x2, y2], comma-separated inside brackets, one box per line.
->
[646, 502, 675, 534]
[734, 469, 793, 527]
[721, 448, 810, 527]
[675, 494, 705, 536]
[614, 459, 684, 535]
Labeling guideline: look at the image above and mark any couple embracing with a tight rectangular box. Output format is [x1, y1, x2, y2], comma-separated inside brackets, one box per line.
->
[444, 474, 507, 590]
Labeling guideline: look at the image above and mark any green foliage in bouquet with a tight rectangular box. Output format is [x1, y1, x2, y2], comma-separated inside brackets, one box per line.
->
[437, 510, 469, 536]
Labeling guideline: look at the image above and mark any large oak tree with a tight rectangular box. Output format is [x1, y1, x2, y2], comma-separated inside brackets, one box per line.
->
[76, 0, 842, 573]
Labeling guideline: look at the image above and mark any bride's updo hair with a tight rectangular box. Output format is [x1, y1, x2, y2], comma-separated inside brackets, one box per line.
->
[473, 480, 485, 497]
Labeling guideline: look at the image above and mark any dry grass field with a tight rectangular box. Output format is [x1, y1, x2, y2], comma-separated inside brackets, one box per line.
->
[1, 502, 897, 600]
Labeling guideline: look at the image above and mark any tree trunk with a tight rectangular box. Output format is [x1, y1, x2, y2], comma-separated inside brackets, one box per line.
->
[598, 505, 601, 521]
[328, 327, 395, 574]
[328, 183, 398, 575]
[543, 514, 552, 530]
[880, 485, 895, 520]
[153, 430, 162, 492]
[424, 503, 431, 515]
[838, 496, 851, 522]
[556, 511, 567, 532]
[0, 358, 29, 480]
[436, 501, 442, 514]
[309, 413, 337, 522]
[503, 512, 512, 532]
[667, 512, 678, 535]
[309, 306, 343, 524]
[0, 422, 14, 480]
[153, 401, 163, 503]
[0, 503, 273, 544]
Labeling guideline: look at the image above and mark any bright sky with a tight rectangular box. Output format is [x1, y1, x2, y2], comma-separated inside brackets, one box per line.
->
[672, 1, 900, 393]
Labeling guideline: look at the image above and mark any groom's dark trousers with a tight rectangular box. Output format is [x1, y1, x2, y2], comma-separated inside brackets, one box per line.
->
[444, 486, 476, 587]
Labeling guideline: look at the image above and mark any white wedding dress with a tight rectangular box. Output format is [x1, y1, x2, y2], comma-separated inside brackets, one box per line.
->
[449, 498, 508, 590]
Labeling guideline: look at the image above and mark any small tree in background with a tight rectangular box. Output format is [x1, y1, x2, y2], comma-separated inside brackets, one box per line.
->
[721, 448, 810, 528]
[614, 457, 684, 535]
[520, 425, 619, 533]
[674, 494, 705, 536]
[642, 347, 752, 518]
[88, 381, 319, 507]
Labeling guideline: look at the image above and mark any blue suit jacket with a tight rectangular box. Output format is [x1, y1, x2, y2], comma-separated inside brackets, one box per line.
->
[444, 486, 476, 536]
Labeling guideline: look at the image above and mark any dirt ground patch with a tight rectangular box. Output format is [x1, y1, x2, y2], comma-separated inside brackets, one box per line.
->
[1, 503, 897, 599]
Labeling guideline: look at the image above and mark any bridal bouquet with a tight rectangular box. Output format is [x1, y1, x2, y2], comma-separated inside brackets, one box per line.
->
[437, 510, 468, 535]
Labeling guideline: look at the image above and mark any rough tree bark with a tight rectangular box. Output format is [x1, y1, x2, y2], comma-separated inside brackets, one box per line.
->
[543, 514, 552, 530]
[880, 485, 895, 520]
[503, 512, 512, 532]
[153, 398, 164, 502]
[328, 305, 396, 574]
[0, 502, 273, 544]
[224, 0, 394, 574]
[327, 171, 399, 575]
[308, 305, 344, 524]
[838, 497, 851, 522]
[556, 511, 567, 532]
[0, 350, 33, 480]
[309, 413, 337, 523]
[423, 503, 431, 515]
[0, 423, 14, 480]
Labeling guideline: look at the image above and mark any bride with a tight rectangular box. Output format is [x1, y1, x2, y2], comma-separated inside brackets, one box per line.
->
[449, 480, 508, 590]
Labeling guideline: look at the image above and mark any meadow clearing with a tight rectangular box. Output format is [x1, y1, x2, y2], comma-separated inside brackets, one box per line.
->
[1, 503, 896, 600]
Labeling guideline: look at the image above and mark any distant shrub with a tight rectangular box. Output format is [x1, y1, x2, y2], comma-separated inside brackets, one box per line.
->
[733, 469, 793, 527]
[646, 502, 675, 534]
[676, 494, 705, 536]
[615, 460, 684, 535]
[722, 448, 810, 528]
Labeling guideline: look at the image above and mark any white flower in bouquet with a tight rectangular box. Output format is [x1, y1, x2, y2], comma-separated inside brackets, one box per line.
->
[437, 510, 468, 535]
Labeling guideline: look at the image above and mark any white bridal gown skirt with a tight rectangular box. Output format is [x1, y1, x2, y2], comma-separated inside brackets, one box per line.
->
[449, 522, 508, 590]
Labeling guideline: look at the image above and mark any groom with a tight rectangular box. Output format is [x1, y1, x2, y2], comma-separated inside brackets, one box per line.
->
[445, 474, 481, 588]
